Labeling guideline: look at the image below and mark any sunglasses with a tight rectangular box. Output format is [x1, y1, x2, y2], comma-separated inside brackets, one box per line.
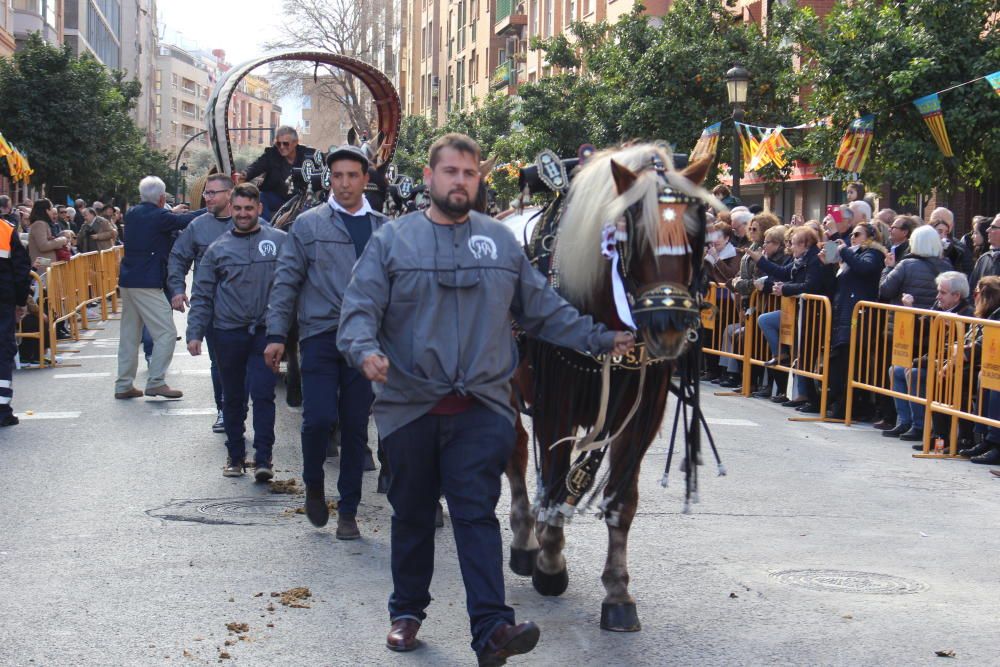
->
[851, 231, 863, 237]
[275, 141, 292, 148]
[990, 225, 1000, 231]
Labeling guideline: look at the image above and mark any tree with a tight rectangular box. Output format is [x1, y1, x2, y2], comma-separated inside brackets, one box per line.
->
[784, 0, 1000, 202]
[266, 0, 398, 133]
[0, 33, 170, 200]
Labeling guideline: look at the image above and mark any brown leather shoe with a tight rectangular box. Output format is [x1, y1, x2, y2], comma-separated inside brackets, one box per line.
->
[144, 384, 183, 399]
[114, 386, 143, 400]
[478, 621, 540, 666]
[336, 513, 360, 540]
[386, 618, 421, 652]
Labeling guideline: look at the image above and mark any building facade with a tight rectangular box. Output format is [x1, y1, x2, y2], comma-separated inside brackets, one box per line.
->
[0, 0, 18, 57]
[300, 75, 353, 152]
[63, 0, 119, 68]
[154, 42, 214, 158]
[12, 0, 62, 48]
[120, 0, 158, 144]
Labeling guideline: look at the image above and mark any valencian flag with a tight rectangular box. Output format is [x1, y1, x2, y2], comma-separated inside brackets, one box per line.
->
[914, 94, 953, 157]
[736, 123, 761, 173]
[690, 122, 721, 161]
[834, 115, 875, 173]
[748, 127, 792, 171]
[986, 71, 1000, 97]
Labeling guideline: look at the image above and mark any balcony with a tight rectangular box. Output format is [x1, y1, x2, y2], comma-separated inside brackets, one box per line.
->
[494, 0, 526, 35]
[491, 60, 514, 91]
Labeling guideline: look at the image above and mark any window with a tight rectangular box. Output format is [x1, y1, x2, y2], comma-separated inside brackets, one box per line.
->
[303, 120, 311, 135]
[530, 0, 538, 36]
[171, 97, 177, 112]
[171, 73, 178, 89]
[583, 0, 590, 15]
[154, 69, 161, 91]
[302, 95, 312, 110]
[421, 26, 427, 59]
[568, 0, 576, 22]
[545, 0, 553, 36]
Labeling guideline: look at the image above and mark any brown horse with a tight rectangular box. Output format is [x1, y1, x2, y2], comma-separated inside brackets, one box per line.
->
[505, 143, 720, 632]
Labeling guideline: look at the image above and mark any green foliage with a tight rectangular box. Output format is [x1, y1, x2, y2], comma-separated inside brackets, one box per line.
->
[784, 0, 1000, 199]
[0, 33, 170, 201]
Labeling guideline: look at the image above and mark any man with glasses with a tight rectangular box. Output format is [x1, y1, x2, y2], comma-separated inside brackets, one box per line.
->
[238, 125, 316, 220]
[337, 133, 634, 664]
[264, 144, 385, 540]
[168, 173, 237, 432]
[886, 215, 915, 264]
[970, 213, 1000, 293]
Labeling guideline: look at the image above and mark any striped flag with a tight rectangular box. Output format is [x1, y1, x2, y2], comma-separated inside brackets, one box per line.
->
[690, 122, 721, 161]
[834, 115, 875, 173]
[913, 94, 953, 157]
[736, 123, 761, 173]
[748, 127, 792, 171]
[986, 71, 1000, 97]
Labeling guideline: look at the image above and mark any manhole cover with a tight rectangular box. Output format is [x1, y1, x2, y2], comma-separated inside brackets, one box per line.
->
[770, 569, 928, 595]
[147, 497, 298, 526]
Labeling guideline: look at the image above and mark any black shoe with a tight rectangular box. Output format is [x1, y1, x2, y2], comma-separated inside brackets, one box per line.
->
[959, 441, 995, 458]
[719, 374, 740, 388]
[782, 398, 807, 408]
[478, 622, 540, 667]
[970, 447, 1000, 465]
[435, 503, 444, 528]
[212, 410, 225, 433]
[882, 423, 911, 438]
[700, 371, 721, 383]
[751, 387, 771, 399]
[795, 403, 820, 414]
[872, 419, 893, 430]
[826, 403, 845, 420]
[899, 427, 923, 442]
[0, 414, 19, 427]
[770, 394, 789, 403]
[764, 354, 789, 367]
[305, 486, 329, 527]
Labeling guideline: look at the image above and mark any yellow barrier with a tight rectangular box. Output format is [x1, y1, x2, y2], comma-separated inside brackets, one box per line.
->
[15, 271, 46, 368]
[701, 282, 752, 395]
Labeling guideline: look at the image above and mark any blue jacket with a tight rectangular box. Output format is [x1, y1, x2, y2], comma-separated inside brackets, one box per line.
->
[832, 244, 885, 347]
[119, 202, 203, 289]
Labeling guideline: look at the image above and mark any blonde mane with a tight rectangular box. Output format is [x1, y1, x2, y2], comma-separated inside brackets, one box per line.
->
[554, 143, 718, 308]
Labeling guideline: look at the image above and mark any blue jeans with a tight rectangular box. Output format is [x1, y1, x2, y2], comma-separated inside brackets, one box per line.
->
[0, 305, 15, 419]
[382, 404, 516, 655]
[974, 389, 1000, 443]
[300, 330, 372, 516]
[213, 326, 276, 465]
[757, 310, 781, 358]
[892, 365, 925, 429]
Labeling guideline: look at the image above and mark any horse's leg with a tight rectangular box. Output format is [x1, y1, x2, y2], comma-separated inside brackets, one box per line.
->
[506, 412, 538, 576]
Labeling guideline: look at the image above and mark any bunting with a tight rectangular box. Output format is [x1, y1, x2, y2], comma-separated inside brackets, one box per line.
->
[986, 71, 1000, 97]
[913, 94, 953, 157]
[834, 115, 875, 173]
[748, 127, 791, 171]
[690, 122, 721, 161]
[736, 123, 760, 173]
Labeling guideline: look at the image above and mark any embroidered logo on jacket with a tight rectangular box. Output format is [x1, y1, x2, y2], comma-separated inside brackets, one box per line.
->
[258, 239, 277, 257]
[468, 235, 498, 260]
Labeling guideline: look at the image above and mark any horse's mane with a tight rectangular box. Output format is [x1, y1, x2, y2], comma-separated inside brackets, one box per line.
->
[555, 143, 719, 308]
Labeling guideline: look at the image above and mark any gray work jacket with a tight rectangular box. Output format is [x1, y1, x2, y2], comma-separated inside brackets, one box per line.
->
[186, 225, 288, 342]
[337, 210, 618, 438]
[266, 202, 386, 343]
[166, 212, 234, 299]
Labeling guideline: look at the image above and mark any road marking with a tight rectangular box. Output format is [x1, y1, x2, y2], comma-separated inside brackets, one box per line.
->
[53, 372, 111, 379]
[817, 423, 854, 431]
[168, 369, 211, 376]
[155, 408, 217, 416]
[705, 418, 759, 427]
[15, 411, 82, 420]
[73, 354, 119, 359]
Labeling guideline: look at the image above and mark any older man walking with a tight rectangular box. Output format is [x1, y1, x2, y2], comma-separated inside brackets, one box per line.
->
[114, 176, 201, 400]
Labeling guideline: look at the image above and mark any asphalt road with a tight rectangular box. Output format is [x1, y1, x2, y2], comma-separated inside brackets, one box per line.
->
[1, 312, 999, 666]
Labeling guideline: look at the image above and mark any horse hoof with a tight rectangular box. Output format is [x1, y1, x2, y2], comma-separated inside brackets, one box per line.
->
[600, 602, 641, 632]
[532, 566, 568, 596]
[509, 548, 539, 577]
[376, 472, 391, 494]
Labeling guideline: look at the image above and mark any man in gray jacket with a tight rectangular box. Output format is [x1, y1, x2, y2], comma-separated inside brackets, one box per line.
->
[168, 173, 235, 433]
[337, 134, 634, 665]
[187, 184, 287, 480]
[264, 145, 385, 540]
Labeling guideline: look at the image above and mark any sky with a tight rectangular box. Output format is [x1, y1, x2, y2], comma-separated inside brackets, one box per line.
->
[156, 0, 302, 123]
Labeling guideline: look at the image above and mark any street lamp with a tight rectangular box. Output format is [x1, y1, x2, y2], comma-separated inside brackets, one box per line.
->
[179, 163, 188, 205]
[725, 65, 750, 202]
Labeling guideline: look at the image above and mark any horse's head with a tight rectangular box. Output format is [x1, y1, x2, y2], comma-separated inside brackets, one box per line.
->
[555, 144, 721, 360]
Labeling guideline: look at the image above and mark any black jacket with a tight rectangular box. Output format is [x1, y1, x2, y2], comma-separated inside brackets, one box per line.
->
[0, 221, 31, 306]
[757, 246, 837, 299]
[879, 255, 952, 308]
[244, 145, 317, 198]
[971, 249, 1000, 293]
[832, 244, 885, 347]
[941, 236, 972, 275]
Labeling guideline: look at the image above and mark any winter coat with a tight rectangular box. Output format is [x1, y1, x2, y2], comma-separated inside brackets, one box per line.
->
[879, 255, 952, 308]
[77, 216, 117, 253]
[941, 236, 973, 276]
[757, 245, 837, 299]
[832, 243, 886, 347]
[733, 244, 789, 307]
[119, 202, 203, 289]
[970, 249, 1000, 293]
[27, 219, 66, 264]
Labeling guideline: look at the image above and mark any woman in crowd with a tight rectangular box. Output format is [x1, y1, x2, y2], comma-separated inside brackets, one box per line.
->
[954, 276, 1000, 463]
[889, 272, 974, 444]
[822, 221, 886, 419]
[880, 225, 952, 306]
[964, 216, 992, 262]
[704, 221, 741, 284]
[27, 199, 69, 265]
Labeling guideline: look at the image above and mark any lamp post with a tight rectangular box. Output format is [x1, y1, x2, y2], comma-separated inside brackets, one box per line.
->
[725, 65, 750, 202]
[173, 129, 207, 203]
[179, 163, 188, 205]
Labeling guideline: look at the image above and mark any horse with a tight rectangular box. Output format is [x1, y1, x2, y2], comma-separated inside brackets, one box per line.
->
[504, 143, 721, 632]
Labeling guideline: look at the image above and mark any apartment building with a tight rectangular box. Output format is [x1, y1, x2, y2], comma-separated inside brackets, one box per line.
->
[154, 42, 214, 157]
[300, 75, 353, 153]
[120, 0, 158, 144]
[12, 0, 62, 48]
[228, 71, 282, 151]
[0, 0, 17, 57]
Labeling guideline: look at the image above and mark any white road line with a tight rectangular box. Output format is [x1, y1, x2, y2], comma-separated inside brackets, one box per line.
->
[817, 423, 854, 431]
[53, 372, 111, 379]
[168, 369, 211, 376]
[73, 354, 119, 359]
[15, 411, 82, 420]
[155, 408, 217, 416]
[704, 418, 759, 427]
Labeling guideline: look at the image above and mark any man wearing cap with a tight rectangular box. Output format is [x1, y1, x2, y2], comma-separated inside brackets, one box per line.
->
[929, 207, 972, 275]
[264, 144, 385, 540]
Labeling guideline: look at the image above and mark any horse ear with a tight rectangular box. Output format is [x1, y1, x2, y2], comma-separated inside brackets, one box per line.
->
[681, 155, 713, 187]
[347, 127, 358, 147]
[479, 157, 496, 178]
[610, 159, 637, 195]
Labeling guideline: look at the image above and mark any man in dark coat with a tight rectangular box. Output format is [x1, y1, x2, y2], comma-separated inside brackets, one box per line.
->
[238, 125, 317, 220]
[114, 176, 202, 400]
[0, 215, 31, 426]
[970, 214, 1000, 293]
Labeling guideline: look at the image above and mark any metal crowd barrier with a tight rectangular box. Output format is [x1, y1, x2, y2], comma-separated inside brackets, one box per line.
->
[701, 282, 752, 395]
[14, 271, 46, 368]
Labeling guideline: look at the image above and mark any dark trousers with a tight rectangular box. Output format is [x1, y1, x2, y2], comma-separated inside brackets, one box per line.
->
[300, 330, 372, 516]
[204, 329, 224, 411]
[213, 326, 276, 465]
[383, 404, 516, 654]
[0, 305, 15, 419]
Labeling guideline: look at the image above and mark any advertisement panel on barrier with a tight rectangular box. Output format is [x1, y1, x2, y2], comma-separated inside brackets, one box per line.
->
[779, 297, 796, 346]
[982, 327, 1000, 391]
[891, 311, 915, 368]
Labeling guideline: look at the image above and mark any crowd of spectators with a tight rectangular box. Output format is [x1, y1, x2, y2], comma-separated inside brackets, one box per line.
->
[702, 183, 1000, 466]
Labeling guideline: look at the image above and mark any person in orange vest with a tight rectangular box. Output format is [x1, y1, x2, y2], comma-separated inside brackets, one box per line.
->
[0, 216, 32, 426]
